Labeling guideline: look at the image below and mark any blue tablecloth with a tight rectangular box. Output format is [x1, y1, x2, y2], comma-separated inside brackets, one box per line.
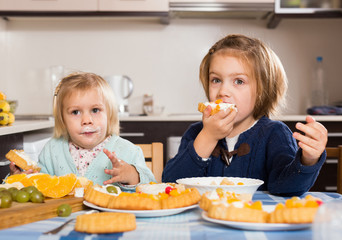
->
[1, 191, 341, 240]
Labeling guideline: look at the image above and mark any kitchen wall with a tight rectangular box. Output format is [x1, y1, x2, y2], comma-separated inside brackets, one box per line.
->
[1, 16, 342, 116]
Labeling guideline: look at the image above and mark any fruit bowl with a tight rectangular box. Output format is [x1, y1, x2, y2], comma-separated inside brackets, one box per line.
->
[176, 177, 264, 198]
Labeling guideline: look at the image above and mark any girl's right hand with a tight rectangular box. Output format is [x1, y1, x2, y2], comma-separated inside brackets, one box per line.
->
[194, 105, 237, 158]
[202, 105, 237, 141]
[9, 162, 34, 175]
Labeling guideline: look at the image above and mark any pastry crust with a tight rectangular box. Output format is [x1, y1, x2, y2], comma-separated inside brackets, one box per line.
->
[108, 193, 161, 210]
[208, 203, 269, 223]
[75, 212, 136, 233]
[5, 149, 41, 172]
[83, 184, 117, 208]
[268, 207, 318, 224]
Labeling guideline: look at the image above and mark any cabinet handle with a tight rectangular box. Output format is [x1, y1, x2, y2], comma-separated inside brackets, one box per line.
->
[326, 159, 338, 164]
[325, 186, 337, 191]
[0, 160, 10, 166]
[328, 132, 342, 137]
[120, 132, 145, 137]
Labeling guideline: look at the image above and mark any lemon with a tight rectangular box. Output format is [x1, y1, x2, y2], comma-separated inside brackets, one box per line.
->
[0, 112, 9, 125]
[0, 100, 10, 113]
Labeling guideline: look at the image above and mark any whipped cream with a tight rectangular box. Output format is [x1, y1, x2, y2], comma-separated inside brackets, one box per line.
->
[94, 184, 121, 196]
[15, 150, 38, 167]
[204, 102, 237, 112]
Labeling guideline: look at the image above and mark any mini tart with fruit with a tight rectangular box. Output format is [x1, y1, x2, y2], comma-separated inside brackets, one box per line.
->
[107, 183, 201, 210]
[200, 188, 251, 211]
[207, 199, 268, 223]
[268, 195, 323, 224]
[83, 184, 121, 208]
[198, 99, 237, 116]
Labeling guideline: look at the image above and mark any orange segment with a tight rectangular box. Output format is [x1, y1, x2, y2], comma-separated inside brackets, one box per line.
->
[20, 173, 51, 187]
[40, 173, 77, 198]
[34, 175, 59, 193]
[5, 173, 27, 184]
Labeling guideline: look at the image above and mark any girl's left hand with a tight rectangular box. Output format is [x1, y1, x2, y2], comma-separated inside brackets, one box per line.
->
[293, 116, 328, 166]
[103, 148, 140, 185]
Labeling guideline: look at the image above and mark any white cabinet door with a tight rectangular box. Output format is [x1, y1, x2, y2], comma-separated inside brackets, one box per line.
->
[98, 0, 168, 12]
[0, 0, 98, 11]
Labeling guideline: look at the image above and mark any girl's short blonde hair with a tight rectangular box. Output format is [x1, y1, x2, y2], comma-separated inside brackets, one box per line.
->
[53, 72, 119, 139]
[199, 34, 288, 119]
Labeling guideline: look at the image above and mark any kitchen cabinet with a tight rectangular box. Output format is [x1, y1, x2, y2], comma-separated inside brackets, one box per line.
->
[0, 0, 97, 11]
[0, 0, 168, 12]
[99, 0, 168, 12]
[120, 116, 342, 192]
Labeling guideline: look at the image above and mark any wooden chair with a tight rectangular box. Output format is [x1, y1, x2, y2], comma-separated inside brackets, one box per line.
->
[326, 145, 342, 194]
[136, 142, 163, 183]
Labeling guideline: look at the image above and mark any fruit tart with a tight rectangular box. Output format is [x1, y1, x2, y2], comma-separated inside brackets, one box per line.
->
[106, 182, 201, 210]
[83, 184, 121, 208]
[268, 195, 323, 224]
[198, 99, 237, 115]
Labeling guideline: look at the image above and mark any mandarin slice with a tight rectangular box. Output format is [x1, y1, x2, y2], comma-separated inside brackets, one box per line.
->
[39, 173, 77, 198]
[5, 173, 27, 184]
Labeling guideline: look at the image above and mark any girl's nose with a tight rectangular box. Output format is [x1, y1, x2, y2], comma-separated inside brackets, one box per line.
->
[218, 84, 231, 98]
[82, 113, 93, 125]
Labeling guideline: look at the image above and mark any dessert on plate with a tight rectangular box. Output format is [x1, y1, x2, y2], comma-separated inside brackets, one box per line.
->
[83, 184, 121, 208]
[84, 182, 201, 210]
[268, 195, 323, 223]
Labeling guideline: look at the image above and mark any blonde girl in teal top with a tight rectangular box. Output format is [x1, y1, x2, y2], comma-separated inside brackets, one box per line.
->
[10, 72, 155, 190]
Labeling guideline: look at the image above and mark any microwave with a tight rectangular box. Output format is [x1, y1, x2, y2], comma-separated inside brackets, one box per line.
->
[275, 0, 342, 14]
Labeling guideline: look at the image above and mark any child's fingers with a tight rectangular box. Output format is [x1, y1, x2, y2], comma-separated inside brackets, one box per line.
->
[103, 148, 121, 168]
[103, 175, 121, 185]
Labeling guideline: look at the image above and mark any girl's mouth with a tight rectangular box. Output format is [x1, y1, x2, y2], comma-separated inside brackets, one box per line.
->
[81, 127, 100, 134]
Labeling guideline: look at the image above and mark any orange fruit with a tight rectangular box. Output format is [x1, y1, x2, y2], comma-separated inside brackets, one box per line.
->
[37, 173, 77, 198]
[34, 175, 59, 193]
[5, 173, 27, 184]
[70, 176, 93, 195]
[21, 173, 51, 187]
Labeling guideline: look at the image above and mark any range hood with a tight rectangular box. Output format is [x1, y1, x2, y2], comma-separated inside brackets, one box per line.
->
[169, 1, 274, 19]
[268, 0, 342, 28]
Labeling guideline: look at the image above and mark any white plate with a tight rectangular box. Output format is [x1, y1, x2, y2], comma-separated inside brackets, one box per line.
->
[83, 201, 198, 217]
[201, 205, 312, 231]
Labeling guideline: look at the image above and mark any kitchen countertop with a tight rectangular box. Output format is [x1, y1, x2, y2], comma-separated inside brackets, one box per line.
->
[1, 115, 342, 136]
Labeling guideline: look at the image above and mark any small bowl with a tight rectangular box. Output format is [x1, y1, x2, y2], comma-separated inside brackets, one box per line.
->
[176, 177, 264, 198]
[144, 105, 165, 116]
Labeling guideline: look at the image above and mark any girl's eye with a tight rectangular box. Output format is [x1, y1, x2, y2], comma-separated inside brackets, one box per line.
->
[211, 78, 221, 84]
[234, 79, 244, 85]
[71, 110, 80, 115]
[92, 108, 100, 113]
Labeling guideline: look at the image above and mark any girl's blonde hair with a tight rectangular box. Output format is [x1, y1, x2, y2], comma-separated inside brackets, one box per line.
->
[199, 34, 288, 119]
[53, 72, 119, 139]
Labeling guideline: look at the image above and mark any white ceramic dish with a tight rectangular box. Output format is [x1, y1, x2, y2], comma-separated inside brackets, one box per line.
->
[83, 201, 198, 218]
[202, 207, 311, 231]
[176, 177, 264, 196]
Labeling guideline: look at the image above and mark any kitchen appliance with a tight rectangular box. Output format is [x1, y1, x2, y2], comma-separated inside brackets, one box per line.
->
[104, 75, 133, 116]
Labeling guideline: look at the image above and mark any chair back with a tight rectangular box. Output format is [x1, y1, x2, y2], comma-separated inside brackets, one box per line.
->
[136, 142, 163, 183]
[326, 146, 342, 194]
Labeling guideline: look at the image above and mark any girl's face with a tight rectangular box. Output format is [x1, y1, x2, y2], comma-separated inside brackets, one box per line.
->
[62, 88, 108, 149]
[209, 53, 257, 132]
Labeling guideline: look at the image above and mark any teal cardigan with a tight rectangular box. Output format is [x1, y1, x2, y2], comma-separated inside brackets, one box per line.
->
[38, 135, 156, 191]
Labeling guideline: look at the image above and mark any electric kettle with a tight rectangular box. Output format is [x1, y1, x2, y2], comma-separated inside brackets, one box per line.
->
[104, 75, 133, 116]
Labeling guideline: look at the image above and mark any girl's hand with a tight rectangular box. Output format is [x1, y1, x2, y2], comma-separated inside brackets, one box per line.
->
[293, 116, 328, 166]
[194, 106, 237, 158]
[9, 162, 34, 175]
[202, 105, 237, 142]
[103, 148, 140, 185]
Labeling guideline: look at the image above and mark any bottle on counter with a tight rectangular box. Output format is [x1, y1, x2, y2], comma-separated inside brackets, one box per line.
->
[310, 56, 328, 107]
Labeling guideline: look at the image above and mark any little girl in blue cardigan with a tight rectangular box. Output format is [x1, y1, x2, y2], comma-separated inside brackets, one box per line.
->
[162, 34, 328, 196]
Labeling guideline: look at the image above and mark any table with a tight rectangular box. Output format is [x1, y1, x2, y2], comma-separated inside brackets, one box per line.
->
[1, 191, 341, 240]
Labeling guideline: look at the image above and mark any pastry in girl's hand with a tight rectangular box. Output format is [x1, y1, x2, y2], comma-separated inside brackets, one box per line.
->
[5, 149, 41, 172]
[198, 99, 237, 115]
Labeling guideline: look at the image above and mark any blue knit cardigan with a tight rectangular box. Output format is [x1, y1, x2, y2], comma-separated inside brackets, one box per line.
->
[162, 116, 326, 196]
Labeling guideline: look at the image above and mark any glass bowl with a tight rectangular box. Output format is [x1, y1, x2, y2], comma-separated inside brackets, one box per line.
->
[144, 105, 165, 116]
